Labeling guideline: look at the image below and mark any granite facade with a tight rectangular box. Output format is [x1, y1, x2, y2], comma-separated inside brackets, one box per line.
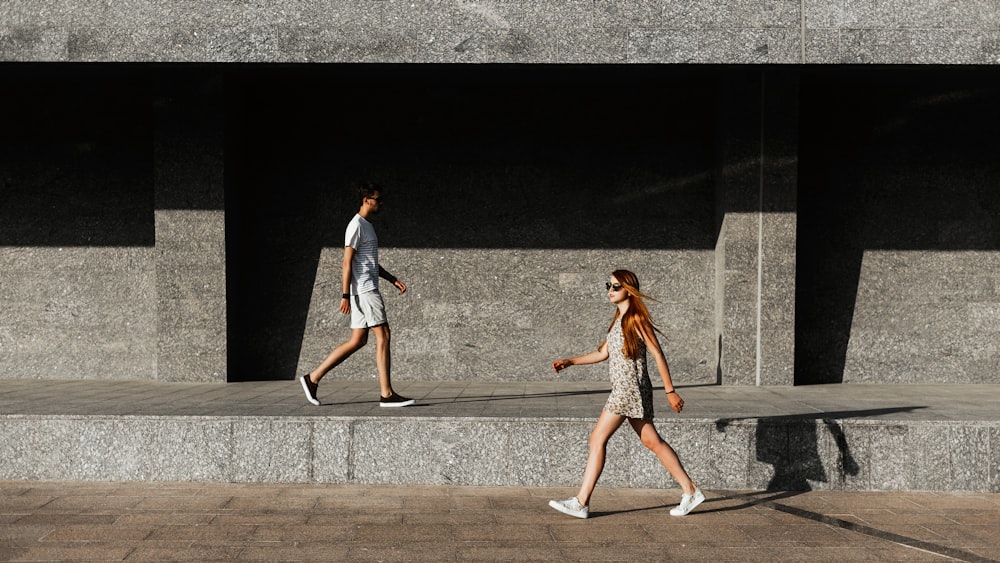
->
[2, 0, 997, 64]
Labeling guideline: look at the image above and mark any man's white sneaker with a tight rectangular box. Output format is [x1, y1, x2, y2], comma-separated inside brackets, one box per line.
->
[548, 497, 589, 519]
[670, 488, 705, 516]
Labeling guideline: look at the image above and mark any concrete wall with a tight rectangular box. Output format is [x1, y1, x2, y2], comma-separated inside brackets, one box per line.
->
[2, 0, 998, 64]
[1, 64, 998, 385]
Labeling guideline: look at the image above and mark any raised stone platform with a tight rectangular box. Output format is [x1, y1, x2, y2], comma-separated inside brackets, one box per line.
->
[1, 380, 997, 493]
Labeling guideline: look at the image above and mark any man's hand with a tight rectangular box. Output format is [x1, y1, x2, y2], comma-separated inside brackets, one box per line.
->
[393, 279, 407, 294]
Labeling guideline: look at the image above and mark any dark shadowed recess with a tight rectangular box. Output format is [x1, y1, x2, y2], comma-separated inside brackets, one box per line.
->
[0, 64, 154, 247]
[224, 64, 721, 379]
[795, 66, 1000, 384]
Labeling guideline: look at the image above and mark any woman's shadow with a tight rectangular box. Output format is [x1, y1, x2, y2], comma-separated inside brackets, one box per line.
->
[719, 406, 924, 493]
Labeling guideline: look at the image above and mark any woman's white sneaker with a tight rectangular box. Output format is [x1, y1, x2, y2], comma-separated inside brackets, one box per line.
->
[670, 488, 705, 516]
[548, 497, 589, 519]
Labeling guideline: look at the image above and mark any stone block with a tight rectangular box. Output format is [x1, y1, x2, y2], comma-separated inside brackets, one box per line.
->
[144, 420, 233, 481]
[509, 421, 590, 487]
[701, 419, 753, 489]
[949, 425, 991, 492]
[311, 420, 352, 483]
[905, 424, 953, 491]
[230, 419, 312, 483]
[841, 29, 913, 64]
[911, 30, 998, 65]
[351, 418, 512, 485]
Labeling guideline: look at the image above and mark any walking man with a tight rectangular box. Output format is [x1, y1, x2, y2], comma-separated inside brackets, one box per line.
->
[300, 182, 414, 407]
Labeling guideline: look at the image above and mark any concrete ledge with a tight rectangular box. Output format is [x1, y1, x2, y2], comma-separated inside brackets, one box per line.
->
[1, 415, 996, 492]
[1, 381, 997, 492]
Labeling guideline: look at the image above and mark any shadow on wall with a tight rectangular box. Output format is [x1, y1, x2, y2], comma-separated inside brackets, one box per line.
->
[796, 68, 1000, 384]
[0, 66, 155, 247]
[225, 65, 720, 380]
[716, 406, 925, 491]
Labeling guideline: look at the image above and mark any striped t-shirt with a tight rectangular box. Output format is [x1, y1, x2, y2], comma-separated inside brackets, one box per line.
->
[344, 214, 379, 295]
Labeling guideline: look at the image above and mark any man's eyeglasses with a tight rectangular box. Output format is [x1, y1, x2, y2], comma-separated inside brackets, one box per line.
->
[606, 283, 624, 291]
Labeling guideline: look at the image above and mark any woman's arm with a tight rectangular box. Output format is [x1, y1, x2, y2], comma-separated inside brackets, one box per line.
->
[637, 321, 684, 413]
[552, 341, 609, 373]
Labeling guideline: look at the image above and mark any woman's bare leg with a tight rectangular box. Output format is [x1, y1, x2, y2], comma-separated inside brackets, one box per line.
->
[575, 410, 626, 506]
[628, 418, 697, 495]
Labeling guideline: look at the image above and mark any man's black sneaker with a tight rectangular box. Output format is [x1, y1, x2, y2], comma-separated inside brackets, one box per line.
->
[300, 375, 320, 406]
[379, 393, 414, 407]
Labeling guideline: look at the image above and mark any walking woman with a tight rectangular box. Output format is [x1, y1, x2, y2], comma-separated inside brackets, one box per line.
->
[548, 269, 704, 518]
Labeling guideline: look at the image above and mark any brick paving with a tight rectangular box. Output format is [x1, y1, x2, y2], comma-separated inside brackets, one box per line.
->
[2, 480, 999, 562]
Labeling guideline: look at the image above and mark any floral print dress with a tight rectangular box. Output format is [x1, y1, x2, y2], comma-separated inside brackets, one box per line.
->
[604, 317, 654, 420]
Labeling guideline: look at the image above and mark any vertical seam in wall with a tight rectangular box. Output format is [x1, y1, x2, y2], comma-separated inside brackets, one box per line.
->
[347, 421, 356, 482]
[756, 73, 765, 387]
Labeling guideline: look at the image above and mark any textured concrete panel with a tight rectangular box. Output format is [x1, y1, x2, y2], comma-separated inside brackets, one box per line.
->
[0, 249, 157, 380]
[702, 420, 754, 489]
[230, 419, 312, 483]
[351, 418, 513, 485]
[2, 0, 997, 63]
[300, 249, 717, 384]
[629, 28, 801, 64]
[950, 425, 991, 492]
[509, 421, 591, 487]
[844, 253, 1000, 384]
[312, 420, 352, 483]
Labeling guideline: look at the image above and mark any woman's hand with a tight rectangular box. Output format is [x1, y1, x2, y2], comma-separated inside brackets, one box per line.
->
[552, 359, 573, 374]
[667, 390, 685, 413]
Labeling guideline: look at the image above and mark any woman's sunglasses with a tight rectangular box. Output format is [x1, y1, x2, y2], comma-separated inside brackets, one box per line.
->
[606, 283, 624, 291]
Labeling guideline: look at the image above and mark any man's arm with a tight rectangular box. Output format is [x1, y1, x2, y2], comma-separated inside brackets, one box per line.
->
[340, 246, 355, 315]
[379, 266, 406, 295]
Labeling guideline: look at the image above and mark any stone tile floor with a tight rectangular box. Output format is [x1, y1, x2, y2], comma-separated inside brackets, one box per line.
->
[2, 480, 998, 562]
[2, 380, 999, 421]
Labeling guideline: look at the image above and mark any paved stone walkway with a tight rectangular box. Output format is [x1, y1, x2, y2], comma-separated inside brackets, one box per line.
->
[2, 480, 999, 562]
[2, 379, 999, 421]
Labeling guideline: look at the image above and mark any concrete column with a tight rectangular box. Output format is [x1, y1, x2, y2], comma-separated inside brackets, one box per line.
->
[715, 71, 798, 386]
[153, 72, 227, 382]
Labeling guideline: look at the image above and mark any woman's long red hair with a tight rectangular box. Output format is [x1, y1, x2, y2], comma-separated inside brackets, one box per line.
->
[606, 269, 663, 360]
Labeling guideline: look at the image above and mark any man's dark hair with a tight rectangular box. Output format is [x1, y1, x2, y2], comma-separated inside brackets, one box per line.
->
[358, 182, 382, 205]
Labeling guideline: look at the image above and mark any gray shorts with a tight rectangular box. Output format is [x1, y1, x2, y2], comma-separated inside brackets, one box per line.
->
[350, 290, 388, 329]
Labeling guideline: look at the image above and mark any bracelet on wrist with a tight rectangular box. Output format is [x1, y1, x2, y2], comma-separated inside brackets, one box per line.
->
[665, 390, 676, 394]
[342, 293, 350, 299]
